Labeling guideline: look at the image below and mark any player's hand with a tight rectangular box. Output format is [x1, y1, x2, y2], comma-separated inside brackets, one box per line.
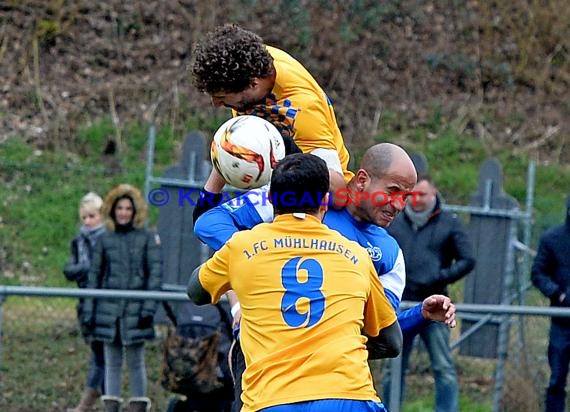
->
[421, 294, 457, 328]
[203, 167, 226, 193]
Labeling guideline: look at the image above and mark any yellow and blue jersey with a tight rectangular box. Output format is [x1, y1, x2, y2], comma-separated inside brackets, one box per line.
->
[198, 214, 397, 412]
[194, 186, 430, 335]
[234, 46, 352, 182]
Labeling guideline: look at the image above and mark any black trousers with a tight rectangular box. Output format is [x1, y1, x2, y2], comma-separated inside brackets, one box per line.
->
[230, 339, 246, 412]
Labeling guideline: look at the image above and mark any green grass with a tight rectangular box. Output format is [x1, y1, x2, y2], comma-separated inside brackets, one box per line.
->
[373, 115, 570, 236]
[0, 120, 183, 287]
[0, 298, 173, 411]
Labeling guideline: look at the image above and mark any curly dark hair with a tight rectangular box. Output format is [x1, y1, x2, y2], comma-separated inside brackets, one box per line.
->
[191, 24, 274, 94]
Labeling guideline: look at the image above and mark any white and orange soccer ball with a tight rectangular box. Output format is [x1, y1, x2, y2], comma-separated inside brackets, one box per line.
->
[210, 116, 286, 190]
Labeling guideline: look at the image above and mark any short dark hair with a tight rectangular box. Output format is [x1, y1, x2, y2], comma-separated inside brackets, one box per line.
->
[417, 173, 435, 186]
[270, 154, 330, 215]
[191, 24, 274, 94]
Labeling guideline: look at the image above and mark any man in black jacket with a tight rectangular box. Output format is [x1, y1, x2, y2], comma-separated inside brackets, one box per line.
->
[531, 194, 570, 412]
[384, 174, 475, 412]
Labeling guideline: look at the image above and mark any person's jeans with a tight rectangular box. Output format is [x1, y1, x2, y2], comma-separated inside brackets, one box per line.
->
[86, 340, 105, 393]
[383, 321, 458, 412]
[103, 341, 147, 397]
[545, 322, 570, 412]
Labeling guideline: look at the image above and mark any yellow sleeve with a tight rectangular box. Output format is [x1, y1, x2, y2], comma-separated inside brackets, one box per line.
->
[362, 265, 397, 337]
[198, 243, 233, 304]
[291, 96, 338, 152]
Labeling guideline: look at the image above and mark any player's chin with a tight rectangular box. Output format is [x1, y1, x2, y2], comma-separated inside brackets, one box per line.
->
[374, 212, 395, 228]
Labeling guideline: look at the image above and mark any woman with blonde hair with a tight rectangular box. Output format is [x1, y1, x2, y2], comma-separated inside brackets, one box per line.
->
[64, 192, 106, 412]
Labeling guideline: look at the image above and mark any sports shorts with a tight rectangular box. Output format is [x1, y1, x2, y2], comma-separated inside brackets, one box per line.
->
[259, 399, 388, 412]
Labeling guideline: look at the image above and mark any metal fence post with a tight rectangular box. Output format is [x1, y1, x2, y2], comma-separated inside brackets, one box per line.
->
[388, 355, 403, 412]
[0, 294, 5, 372]
[492, 217, 518, 412]
[521, 160, 536, 300]
[144, 124, 157, 205]
[143, 124, 157, 232]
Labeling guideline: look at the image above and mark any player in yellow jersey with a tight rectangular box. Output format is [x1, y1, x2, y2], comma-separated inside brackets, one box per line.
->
[191, 24, 350, 200]
[188, 153, 401, 412]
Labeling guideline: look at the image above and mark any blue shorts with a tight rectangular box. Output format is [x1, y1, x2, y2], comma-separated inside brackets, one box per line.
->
[259, 399, 388, 412]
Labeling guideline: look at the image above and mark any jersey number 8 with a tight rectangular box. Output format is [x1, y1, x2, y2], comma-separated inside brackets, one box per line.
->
[281, 257, 325, 328]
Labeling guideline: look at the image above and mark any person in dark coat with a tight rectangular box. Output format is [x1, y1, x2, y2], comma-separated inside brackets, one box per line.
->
[83, 184, 162, 412]
[64, 192, 106, 412]
[531, 194, 570, 412]
[384, 174, 475, 412]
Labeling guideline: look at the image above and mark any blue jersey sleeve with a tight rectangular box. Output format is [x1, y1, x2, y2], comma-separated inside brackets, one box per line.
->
[194, 187, 272, 251]
[397, 303, 429, 338]
[385, 283, 427, 337]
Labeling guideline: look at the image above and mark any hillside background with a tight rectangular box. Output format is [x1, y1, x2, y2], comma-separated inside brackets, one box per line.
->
[2, 0, 569, 159]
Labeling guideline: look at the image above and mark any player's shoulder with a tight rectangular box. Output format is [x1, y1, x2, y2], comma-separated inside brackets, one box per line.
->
[366, 225, 401, 262]
[266, 45, 292, 60]
[365, 221, 395, 241]
[374, 226, 400, 248]
[323, 208, 353, 227]
[325, 226, 373, 261]
[226, 222, 271, 245]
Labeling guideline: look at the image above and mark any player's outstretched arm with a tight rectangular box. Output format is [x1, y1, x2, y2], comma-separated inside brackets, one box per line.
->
[194, 189, 267, 251]
[421, 294, 457, 328]
[366, 320, 403, 360]
[397, 294, 457, 340]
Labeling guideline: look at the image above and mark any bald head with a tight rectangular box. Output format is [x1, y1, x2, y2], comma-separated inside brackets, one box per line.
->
[360, 143, 415, 180]
[348, 143, 418, 227]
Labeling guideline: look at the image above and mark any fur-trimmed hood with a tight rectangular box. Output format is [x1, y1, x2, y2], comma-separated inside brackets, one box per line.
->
[102, 184, 147, 231]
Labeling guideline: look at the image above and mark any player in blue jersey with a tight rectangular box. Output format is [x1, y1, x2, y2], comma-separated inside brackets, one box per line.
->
[194, 143, 456, 411]
[195, 143, 456, 330]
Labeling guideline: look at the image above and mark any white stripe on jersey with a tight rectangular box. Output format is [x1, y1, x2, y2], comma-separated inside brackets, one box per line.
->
[378, 248, 406, 301]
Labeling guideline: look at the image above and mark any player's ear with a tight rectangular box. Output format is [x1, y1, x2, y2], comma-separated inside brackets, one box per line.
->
[355, 169, 371, 191]
[319, 192, 330, 217]
[321, 192, 330, 208]
[250, 78, 262, 90]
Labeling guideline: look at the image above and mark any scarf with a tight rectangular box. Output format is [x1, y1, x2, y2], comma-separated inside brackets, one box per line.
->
[80, 223, 105, 245]
[404, 197, 437, 231]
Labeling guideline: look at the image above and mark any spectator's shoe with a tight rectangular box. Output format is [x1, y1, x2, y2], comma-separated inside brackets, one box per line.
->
[127, 397, 151, 412]
[66, 388, 101, 412]
[101, 395, 122, 412]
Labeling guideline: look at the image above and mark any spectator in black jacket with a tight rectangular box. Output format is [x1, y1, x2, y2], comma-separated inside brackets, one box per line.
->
[531, 194, 570, 412]
[63, 192, 106, 412]
[83, 184, 163, 412]
[384, 174, 475, 412]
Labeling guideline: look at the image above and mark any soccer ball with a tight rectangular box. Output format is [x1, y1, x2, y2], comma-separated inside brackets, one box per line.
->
[210, 116, 286, 190]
